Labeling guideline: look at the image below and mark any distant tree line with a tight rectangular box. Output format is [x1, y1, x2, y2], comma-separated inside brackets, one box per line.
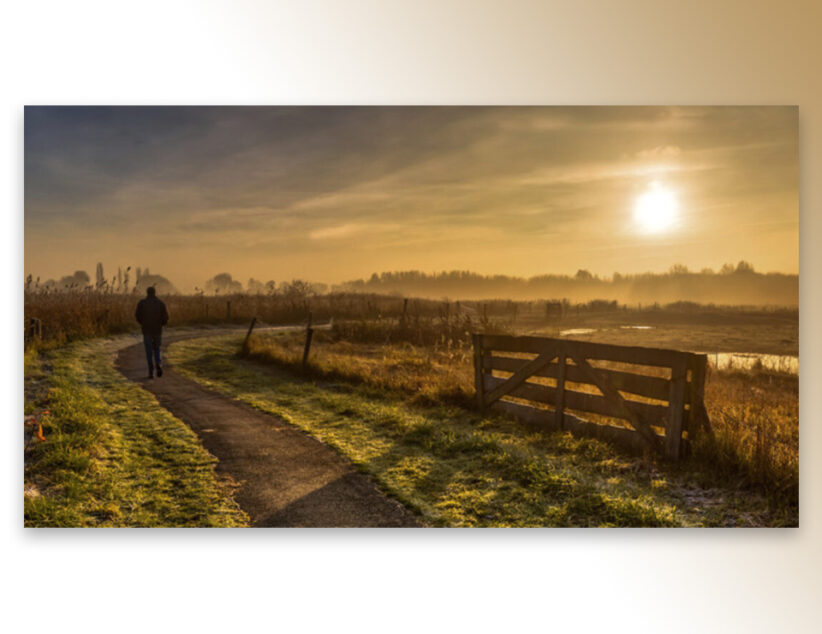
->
[25, 265, 332, 302]
[26, 260, 798, 306]
[334, 261, 798, 306]
[198, 273, 328, 297]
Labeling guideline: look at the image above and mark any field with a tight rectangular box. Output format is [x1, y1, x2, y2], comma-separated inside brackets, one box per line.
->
[238, 315, 796, 521]
[23, 290, 799, 526]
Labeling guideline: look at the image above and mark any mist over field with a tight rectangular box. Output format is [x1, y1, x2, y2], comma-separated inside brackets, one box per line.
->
[335, 264, 798, 305]
[29, 261, 798, 307]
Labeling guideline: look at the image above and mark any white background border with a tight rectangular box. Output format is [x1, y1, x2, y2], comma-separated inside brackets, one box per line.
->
[4, 2, 820, 632]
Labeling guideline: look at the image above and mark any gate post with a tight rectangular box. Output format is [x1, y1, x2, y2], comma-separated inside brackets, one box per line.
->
[555, 350, 566, 430]
[665, 355, 689, 460]
[688, 354, 711, 438]
[472, 333, 485, 413]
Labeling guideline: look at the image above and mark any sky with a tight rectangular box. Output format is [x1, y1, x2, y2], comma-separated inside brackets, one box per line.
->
[24, 106, 798, 292]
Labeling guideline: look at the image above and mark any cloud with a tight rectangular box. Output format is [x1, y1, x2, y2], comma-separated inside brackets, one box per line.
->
[636, 145, 682, 159]
[308, 222, 402, 241]
[24, 106, 798, 288]
[309, 223, 362, 240]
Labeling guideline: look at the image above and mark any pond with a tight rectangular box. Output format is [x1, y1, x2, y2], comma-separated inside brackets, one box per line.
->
[703, 352, 798, 374]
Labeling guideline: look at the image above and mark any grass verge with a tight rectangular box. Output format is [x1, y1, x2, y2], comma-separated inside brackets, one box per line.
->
[168, 333, 787, 527]
[24, 337, 249, 527]
[253, 329, 799, 518]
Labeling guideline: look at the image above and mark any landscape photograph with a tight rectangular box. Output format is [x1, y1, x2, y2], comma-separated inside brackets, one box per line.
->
[23, 105, 798, 527]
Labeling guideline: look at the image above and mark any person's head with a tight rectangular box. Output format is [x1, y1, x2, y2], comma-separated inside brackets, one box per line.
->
[146, 286, 156, 298]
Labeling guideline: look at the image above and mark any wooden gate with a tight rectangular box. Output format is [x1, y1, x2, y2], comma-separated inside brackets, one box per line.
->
[472, 334, 711, 459]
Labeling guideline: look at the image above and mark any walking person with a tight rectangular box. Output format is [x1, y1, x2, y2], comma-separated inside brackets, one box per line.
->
[135, 286, 169, 379]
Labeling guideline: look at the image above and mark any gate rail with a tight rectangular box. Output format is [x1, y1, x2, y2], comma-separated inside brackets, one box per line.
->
[472, 334, 711, 459]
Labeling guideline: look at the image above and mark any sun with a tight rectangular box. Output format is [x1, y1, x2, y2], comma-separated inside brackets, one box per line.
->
[634, 182, 678, 233]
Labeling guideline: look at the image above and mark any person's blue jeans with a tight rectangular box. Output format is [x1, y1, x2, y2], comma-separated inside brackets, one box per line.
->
[143, 333, 162, 374]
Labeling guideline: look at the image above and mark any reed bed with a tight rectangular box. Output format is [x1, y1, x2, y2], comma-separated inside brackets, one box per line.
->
[23, 289, 474, 346]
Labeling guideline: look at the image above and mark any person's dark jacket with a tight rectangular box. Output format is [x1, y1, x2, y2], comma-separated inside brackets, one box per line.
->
[135, 296, 169, 335]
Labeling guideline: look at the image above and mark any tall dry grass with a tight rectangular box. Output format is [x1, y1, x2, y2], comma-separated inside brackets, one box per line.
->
[693, 369, 798, 507]
[246, 330, 476, 407]
[245, 310, 514, 406]
[23, 289, 475, 346]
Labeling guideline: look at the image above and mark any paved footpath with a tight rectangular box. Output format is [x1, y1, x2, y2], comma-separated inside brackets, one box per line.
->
[116, 332, 419, 527]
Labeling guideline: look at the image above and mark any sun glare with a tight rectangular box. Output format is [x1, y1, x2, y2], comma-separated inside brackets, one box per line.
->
[634, 182, 678, 234]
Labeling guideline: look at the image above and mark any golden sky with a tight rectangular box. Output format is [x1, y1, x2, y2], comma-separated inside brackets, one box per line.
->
[25, 106, 797, 291]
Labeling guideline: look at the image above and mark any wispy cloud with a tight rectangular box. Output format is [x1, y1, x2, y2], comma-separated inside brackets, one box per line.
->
[309, 223, 362, 240]
[25, 106, 798, 289]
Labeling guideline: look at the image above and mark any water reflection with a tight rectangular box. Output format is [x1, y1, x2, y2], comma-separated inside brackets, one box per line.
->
[559, 328, 597, 336]
[703, 352, 798, 374]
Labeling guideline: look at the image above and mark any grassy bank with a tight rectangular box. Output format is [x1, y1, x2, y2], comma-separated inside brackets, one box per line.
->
[248, 329, 799, 513]
[24, 337, 249, 527]
[168, 333, 789, 526]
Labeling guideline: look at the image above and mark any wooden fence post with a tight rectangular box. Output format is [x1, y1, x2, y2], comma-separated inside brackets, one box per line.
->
[555, 351, 566, 430]
[688, 354, 711, 438]
[664, 355, 689, 460]
[25, 317, 42, 347]
[302, 312, 314, 369]
[472, 333, 485, 413]
[226, 300, 231, 320]
[241, 316, 257, 355]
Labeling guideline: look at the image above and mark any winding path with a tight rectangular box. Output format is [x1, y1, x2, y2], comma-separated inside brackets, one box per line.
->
[115, 330, 419, 527]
